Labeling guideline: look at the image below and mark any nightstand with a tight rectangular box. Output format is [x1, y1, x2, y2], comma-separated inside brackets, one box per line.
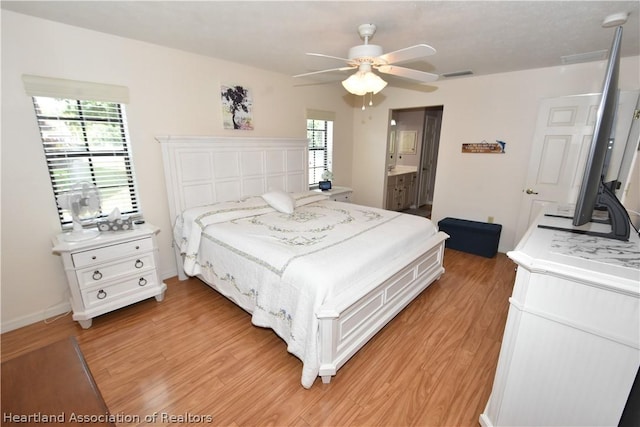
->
[314, 186, 353, 203]
[52, 223, 167, 329]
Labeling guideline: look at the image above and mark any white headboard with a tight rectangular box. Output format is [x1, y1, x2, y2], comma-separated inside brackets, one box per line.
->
[156, 136, 308, 222]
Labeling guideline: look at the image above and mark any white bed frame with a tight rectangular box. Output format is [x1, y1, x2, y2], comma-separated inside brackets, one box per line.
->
[157, 135, 447, 385]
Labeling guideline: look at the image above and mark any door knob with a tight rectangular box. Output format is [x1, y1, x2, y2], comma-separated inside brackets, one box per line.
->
[525, 188, 539, 195]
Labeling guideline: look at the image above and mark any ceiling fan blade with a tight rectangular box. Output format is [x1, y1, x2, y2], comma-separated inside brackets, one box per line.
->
[377, 65, 439, 83]
[378, 44, 436, 65]
[293, 66, 355, 78]
[306, 52, 352, 63]
[293, 80, 344, 87]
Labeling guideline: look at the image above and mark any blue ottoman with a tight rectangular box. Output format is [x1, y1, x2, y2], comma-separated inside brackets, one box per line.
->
[437, 217, 502, 258]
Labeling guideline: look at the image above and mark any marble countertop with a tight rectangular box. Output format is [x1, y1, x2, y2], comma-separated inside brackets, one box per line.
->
[387, 165, 418, 176]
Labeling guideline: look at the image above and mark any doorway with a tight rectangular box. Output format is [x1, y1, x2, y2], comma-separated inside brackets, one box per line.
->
[386, 106, 443, 217]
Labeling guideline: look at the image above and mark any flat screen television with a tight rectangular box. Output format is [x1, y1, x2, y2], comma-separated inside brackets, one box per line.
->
[543, 26, 631, 241]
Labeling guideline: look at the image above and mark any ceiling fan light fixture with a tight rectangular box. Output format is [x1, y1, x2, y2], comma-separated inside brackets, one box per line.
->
[602, 12, 628, 28]
[341, 65, 387, 96]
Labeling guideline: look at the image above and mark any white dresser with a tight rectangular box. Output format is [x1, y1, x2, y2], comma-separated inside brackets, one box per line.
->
[52, 224, 167, 328]
[480, 213, 639, 427]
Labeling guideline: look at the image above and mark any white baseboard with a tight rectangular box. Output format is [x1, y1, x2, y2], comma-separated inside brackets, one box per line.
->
[478, 413, 493, 427]
[1, 267, 178, 334]
[159, 266, 178, 281]
[1, 301, 71, 334]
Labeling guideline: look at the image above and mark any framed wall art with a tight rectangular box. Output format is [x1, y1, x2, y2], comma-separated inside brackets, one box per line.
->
[221, 84, 254, 130]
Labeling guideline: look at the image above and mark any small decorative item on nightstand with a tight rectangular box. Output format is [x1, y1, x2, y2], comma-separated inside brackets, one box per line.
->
[319, 180, 332, 191]
[319, 169, 333, 191]
[96, 207, 133, 232]
[51, 223, 167, 328]
[96, 217, 133, 232]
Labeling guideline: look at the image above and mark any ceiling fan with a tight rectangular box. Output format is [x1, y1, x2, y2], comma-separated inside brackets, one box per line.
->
[294, 23, 438, 97]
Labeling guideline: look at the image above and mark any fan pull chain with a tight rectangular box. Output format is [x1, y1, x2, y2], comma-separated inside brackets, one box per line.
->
[361, 93, 376, 110]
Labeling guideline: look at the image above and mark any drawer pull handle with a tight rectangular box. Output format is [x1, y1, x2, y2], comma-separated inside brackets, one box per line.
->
[92, 271, 103, 280]
[92, 256, 97, 260]
[135, 245, 140, 250]
[97, 290, 107, 300]
[135, 259, 144, 268]
[138, 277, 148, 286]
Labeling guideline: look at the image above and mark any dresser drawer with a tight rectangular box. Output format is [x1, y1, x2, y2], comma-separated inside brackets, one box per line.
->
[81, 273, 158, 309]
[72, 237, 153, 268]
[76, 253, 155, 288]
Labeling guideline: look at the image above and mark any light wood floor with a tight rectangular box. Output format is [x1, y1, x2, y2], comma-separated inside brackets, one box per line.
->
[1, 249, 516, 427]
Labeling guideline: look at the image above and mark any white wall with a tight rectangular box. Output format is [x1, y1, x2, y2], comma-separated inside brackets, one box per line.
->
[350, 57, 640, 253]
[0, 11, 353, 331]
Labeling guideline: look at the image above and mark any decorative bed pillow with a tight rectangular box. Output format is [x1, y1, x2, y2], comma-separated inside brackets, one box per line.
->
[262, 190, 295, 214]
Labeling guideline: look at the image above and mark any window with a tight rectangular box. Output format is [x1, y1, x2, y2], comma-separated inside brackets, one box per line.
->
[24, 75, 139, 228]
[306, 110, 334, 188]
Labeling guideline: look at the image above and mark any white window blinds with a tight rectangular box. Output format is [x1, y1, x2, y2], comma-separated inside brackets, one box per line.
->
[24, 75, 140, 227]
[306, 110, 335, 188]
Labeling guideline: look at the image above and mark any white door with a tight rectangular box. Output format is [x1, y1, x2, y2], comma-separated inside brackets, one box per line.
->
[610, 95, 640, 204]
[418, 110, 442, 206]
[515, 91, 639, 241]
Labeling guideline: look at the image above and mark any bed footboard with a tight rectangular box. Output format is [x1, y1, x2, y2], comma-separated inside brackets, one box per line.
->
[316, 232, 447, 383]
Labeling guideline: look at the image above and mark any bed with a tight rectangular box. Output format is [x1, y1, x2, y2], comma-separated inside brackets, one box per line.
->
[157, 136, 448, 388]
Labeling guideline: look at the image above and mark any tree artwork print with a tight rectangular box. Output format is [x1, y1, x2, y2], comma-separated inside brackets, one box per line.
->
[221, 85, 254, 130]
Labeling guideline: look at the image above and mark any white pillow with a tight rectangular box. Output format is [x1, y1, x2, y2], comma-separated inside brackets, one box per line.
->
[261, 190, 295, 214]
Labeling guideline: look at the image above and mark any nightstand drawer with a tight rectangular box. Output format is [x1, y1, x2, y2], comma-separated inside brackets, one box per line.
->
[81, 273, 158, 309]
[330, 192, 352, 203]
[316, 186, 353, 203]
[72, 237, 153, 268]
[77, 253, 155, 288]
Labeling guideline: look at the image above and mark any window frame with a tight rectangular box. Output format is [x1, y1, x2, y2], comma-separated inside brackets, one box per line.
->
[306, 110, 334, 190]
[24, 76, 140, 229]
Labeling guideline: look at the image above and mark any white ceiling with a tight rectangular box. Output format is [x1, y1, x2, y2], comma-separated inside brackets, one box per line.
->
[3, 1, 639, 87]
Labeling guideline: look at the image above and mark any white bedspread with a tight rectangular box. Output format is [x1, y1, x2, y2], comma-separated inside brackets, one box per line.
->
[174, 192, 438, 388]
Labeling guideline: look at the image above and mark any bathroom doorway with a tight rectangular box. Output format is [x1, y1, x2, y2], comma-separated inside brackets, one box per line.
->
[386, 106, 443, 217]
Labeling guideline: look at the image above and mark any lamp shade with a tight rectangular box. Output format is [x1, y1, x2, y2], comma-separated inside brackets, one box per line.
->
[341, 65, 387, 96]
